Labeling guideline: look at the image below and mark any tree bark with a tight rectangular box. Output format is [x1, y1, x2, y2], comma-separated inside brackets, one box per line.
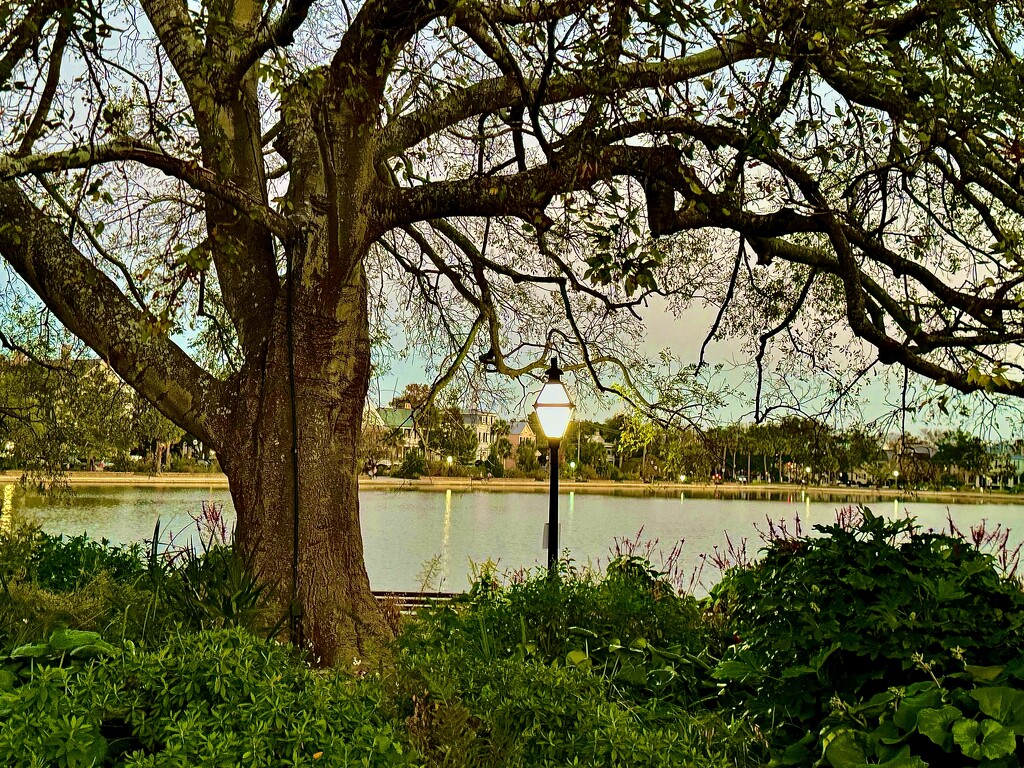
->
[216, 265, 388, 666]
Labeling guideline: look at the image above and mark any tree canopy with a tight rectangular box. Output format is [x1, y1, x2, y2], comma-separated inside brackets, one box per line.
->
[3, 0, 1024, 662]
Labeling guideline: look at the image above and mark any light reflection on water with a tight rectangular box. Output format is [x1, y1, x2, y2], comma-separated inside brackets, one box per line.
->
[3, 482, 1024, 593]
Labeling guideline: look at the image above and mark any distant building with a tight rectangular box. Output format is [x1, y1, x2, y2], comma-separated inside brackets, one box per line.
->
[507, 420, 536, 469]
[376, 406, 420, 462]
[588, 433, 616, 464]
[462, 409, 498, 462]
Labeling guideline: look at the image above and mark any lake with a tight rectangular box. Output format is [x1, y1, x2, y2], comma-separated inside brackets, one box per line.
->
[3, 482, 1023, 593]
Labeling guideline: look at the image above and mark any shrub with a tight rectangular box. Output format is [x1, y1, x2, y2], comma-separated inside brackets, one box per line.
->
[27, 532, 144, 592]
[0, 629, 415, 768]
[710, 507, 1024, 753]
[394, 451, 427, 479]
[0, 574, 149, 652]
[168, 456, 218, 473]
[396, 560, 762, 767]
[401, 557, 718, 712]
[153, 542, 281, 635]
[811, 655, 1024, 767]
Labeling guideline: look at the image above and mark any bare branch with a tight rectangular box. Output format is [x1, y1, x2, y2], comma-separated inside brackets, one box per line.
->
[0, 142, 296, 241]
[0, 180, 222, 441]
[378, 35, 757, 155]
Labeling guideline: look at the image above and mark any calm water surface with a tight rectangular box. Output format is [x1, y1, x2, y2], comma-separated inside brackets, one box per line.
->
[3, 483, 1023, 592]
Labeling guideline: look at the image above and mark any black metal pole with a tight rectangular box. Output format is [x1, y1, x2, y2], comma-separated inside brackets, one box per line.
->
[548, 439, 559, 572]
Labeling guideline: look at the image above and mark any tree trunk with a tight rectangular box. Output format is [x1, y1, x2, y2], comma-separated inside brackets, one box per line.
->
[217, 273, 389, 667]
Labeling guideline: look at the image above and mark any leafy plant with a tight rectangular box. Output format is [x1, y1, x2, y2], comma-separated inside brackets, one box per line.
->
[27, 532, 144, 592]
[810, 655, 1024, 767]
[139, 514, 282, 638]
[710, 507, 1024, 752]
[396, 555, 764, 767]
[2, 628, 116, 688]
[0, 629, 415, 767]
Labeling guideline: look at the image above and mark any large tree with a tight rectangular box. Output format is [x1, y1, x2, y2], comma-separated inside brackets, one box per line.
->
[3, 0, 1024, 662]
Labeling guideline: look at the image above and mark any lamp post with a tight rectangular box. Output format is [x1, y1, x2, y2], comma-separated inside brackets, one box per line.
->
[533, 357, 575, 572]
[446, 455, 453, 476]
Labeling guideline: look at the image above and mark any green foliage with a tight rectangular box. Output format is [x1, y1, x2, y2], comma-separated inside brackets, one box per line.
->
[5, 509, 1024, 767]
[813, 658, 1024, 767]
[0, 514, 278, 652]
[710, 507, 1024, 752]
[0, 629, 413, 767]
[154, 541, 281, 636]
[514, 439, 539, 472]
[396, 558, 763, 767]
[27, 532, 143, 592]
[394, 449, 428, 479]
[0, 520, 149, 652]
[0, 574, 147, 653]
[3, 628, 116, 685]
[0, 346, 136, 483]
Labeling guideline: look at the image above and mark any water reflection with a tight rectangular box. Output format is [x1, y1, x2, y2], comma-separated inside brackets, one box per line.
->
[441, 489, 452, 581]
[7, 484, 1024, 593]
[0, 484, 12, 532]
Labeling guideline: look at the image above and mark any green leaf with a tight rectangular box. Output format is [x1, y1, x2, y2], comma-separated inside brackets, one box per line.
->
[970, 687, 1024, 733]
[9, 643, 50, 659]
[565, 650, 590, 668]
[965, 665, 1005, 683]
[954, 718, 1018, 760]
[48, 629, 104, 652]
[916, 706, 962, 751]
[712, 659, 760, 681]
[894, 687, 944, 731]
[823, 728, 867, 767]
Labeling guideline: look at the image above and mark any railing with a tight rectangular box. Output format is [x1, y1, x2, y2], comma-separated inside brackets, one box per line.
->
[372, 590, 459, 615]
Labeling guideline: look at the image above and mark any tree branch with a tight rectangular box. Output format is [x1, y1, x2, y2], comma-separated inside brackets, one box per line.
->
[0, 180, 223, 441]
[0, 142, 296, 241]
[378, 35, 757, 155]
[231, 0, 316, 82]
[139, 0, 204, 82]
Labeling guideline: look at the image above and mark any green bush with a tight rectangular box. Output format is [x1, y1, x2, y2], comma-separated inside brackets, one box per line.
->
[394, 450, 427, 479]
[812, 655, 1024, 767]
[168, 456, 219, 473]
[27, 532, 144, 593]
[152, 542, 281, 636]
[710, 507, 1024, 753]
[0, 629, 414, 768]
[395, 558, 763, 767]
[0, 574, 150, 653]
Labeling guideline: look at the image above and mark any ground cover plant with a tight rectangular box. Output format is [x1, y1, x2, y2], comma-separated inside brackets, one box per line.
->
[2, 505, 1024, 766]
[710, 506, 1024, 765]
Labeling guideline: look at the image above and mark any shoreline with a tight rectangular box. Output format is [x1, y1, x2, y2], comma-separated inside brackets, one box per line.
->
[2, 470, 1022, 505]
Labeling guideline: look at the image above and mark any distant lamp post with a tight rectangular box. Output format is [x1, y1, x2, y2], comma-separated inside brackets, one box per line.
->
[533, 357, 575, 572]
[893, 469, 900, 487]
[446, 455, 453, 476]
[569, 461, 576, 479]
[805, 466, 811, 484]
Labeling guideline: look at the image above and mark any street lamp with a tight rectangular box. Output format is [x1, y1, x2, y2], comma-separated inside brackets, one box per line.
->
[446, 455, 453, 476]
[533, 357, 575, 572]
[893, 469, 899, 487]
[569, 460, 576, 479]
